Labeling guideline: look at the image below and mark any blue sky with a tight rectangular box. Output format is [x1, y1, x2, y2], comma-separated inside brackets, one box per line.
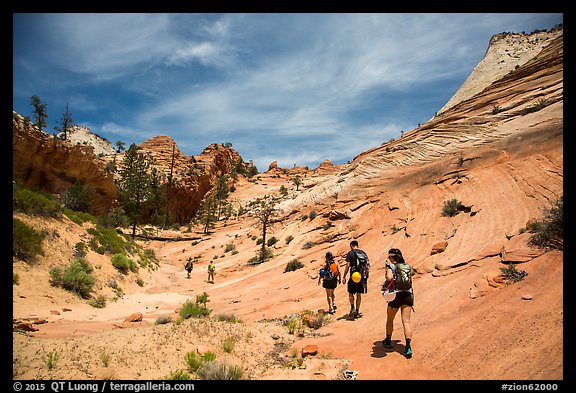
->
[12, 13, 563, 171]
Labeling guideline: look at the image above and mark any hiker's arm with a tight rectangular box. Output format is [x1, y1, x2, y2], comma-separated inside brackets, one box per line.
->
[342, 262, 350, 283]
[385, 264, 394, 282]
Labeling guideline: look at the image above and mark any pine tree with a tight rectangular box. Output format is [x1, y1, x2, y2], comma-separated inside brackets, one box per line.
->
[116, 144, 156, 239]
[54, 102, 74, 140]
[30, 95, 47, 132]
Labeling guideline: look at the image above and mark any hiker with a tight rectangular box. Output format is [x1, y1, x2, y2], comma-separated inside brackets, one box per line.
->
[342, 240, 370, 319]
[185, 257, 194, 279]
[382, 248, 414, 358]
[207, 262, 216, 283]
[317, 251, 341, 314]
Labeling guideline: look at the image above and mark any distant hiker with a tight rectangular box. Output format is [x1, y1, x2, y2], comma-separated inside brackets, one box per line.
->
[207, 262, 216, 283]
[382, 248, 414, 358]
[342, 240, 370, 319]
[185, 257, 194, 279]
[317, 251, 341, 314]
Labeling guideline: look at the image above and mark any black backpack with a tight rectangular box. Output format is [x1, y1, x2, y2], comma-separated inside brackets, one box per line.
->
[352, 249, 370, 279]
[394, 262, 412, 290]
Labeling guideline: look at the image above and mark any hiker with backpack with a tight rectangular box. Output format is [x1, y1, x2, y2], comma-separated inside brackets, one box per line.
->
[207, 262, 216, 283]
[185, 257, 194, 279]
[342, 240, 370, 319]
[317, 251, 341, 314]
[381, 247, 414, 358]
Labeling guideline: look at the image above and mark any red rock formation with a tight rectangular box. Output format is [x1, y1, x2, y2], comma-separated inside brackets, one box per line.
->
[12, 115, 118, 215]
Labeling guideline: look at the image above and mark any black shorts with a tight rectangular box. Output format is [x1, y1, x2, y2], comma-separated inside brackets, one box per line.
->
[322, 278, 338, 290]
[388, 291, 414, 309]
[347, 278, 367, 294]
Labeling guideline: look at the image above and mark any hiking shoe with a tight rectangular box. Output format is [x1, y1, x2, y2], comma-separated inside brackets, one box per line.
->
[349, 307, 356, 317]
[354, 310, 363, 318]
[333, 303, 337, 310]
[382, 339, 393, 348]
[404, 347, 413, 358]
[328, 308, 334, 314]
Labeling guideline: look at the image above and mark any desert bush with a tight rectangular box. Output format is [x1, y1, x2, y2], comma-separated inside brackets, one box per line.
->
[111, 253, 138, 274]
[88, 294, 107, 308]
[49, 258, 95, 299]
[520, 98, 549, 115]
[302, 241, 315, 249]
[284, 258, 304, 272]
[137, 248, 160, 270]
[185, 350, 217, 373]
[284, 315, 305, 336]
[63, 209, 95, 225]
[222, 335, 237, 353]
[196, 360, 243, 380]
[86, 226, 130, 255]
[267, 236, 278, 247]
[441, 198, 463, 217]
[165, 369, 191, 380]
[499, 263, 528, 283]
[285, 235, 294, 244]
[13, 218, 45, 262]
[13, 273, 20, 285]
[44, 351, 60, 370]
[216, 313, 240, 323]
[179, 293, 211, 319]
[529, 197, 563, 249]
[13, 183, 62, 218]
[100, 350, 111, 367]
[97, 207, 130, 228]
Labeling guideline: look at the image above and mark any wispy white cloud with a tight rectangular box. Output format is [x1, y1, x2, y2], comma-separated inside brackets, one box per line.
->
[13, 12, 563, 171]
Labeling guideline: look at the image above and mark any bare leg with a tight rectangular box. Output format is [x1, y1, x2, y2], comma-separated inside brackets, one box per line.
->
[400, 305, 412, 340]
[386, 306, 399, 336]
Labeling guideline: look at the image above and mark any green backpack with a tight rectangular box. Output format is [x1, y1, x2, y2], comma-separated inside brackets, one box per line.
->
[394, 262, 412, 291]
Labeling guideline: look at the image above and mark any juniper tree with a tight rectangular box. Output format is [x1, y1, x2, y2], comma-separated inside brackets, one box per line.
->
[253, 195, 279, 263]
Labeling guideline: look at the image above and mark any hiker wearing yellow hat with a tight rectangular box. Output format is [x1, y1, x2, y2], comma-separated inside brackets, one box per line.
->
[342, 240, 370, 319]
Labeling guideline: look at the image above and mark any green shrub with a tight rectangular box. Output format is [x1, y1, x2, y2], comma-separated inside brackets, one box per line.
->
[86, 225, 130, 255]
[302, 241, 315, 249]
[441, 199, 463, 217]
[499, 264, 528, 283]
[13, 272, 20, 285]
[285, 235, 294, 244]
[111, 254, 138, 274]
[284, 258, 304, 272]
[13, 218, 45, 262]
[184, 351, 203, 372]
[63, 209, 95, 226]
[165, 369, 191, 380]
[222, 335, 237, 353]
[49, 258, 95, 298]
[179, 293, 211, 319]
[88, 295, 107, 308]
[196, 360, 243, 380]
[13, 183, 62, 218]
[267, 236, 278, 247]
[529, 197, 563, 249]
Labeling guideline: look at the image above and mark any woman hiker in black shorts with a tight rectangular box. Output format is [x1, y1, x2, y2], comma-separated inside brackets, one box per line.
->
[382, 248, 414, 358]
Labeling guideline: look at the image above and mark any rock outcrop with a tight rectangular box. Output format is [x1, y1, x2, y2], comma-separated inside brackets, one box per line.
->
[12, 114, 118, 215]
